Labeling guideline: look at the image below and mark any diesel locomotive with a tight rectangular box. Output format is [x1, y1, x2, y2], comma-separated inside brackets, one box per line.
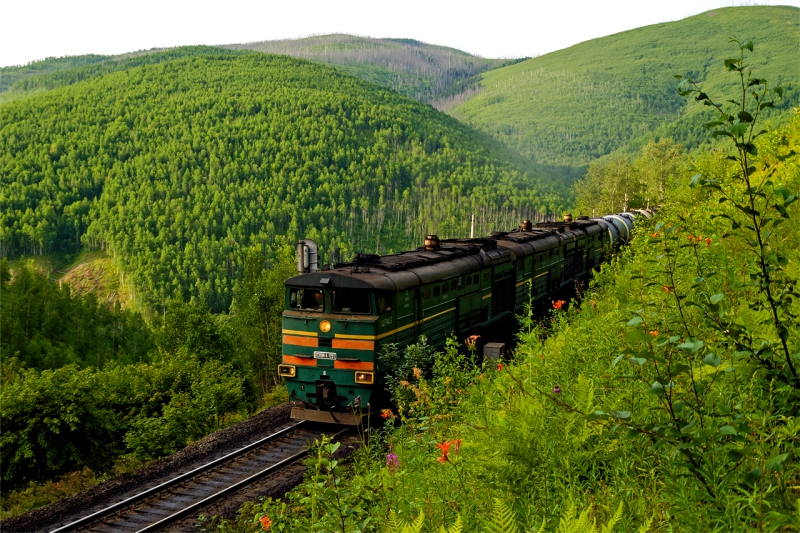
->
[278, 211, 651, 424]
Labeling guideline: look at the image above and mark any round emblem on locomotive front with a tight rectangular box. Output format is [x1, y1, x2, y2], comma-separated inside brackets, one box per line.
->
[319, 320, 332, 333]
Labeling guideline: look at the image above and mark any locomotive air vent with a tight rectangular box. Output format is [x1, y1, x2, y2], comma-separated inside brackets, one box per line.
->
[354, 253, 380, 263]
[563, 213, 573, 222]
[520, 220, 533, 231]
[424, 235, 440, 251]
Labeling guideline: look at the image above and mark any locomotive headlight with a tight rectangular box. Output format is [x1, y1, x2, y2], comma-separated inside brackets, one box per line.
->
[278, 364, 296, 378]
[319, 320, 332, 333]
[355, 372, 374, 385]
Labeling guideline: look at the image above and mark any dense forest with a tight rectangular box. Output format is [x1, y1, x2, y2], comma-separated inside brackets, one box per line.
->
[451, 6, 799, 175]
[1, 50, 564, 312]
[222, 34, 514, 104]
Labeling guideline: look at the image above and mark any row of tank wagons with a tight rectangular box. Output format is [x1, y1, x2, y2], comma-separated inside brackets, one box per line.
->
[580, 209, 653, 246]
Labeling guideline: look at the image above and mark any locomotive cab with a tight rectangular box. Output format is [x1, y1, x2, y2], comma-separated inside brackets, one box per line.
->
[280, 272, 394, 425]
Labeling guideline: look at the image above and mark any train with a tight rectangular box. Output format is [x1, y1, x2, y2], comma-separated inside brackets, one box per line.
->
[277, 210, 652, 424]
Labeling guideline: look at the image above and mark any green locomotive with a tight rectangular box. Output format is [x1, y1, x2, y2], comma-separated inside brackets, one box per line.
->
[278, 212, 647, 424]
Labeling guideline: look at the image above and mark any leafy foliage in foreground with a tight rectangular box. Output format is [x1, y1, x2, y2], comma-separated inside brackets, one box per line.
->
[1, 50, 563, 312]
[451, 6, 799, 174]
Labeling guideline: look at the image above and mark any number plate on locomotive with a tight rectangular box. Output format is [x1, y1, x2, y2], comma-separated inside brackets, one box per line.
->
[313, 351, 337, 360]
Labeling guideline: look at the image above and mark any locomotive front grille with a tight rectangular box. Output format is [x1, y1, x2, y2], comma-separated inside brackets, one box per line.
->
[315, 380, 338, 409]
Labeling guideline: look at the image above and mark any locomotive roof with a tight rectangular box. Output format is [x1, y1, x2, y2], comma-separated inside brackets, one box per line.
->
[285, 219, 607, 292]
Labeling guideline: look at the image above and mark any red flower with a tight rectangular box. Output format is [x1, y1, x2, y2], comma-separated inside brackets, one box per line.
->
[650, 232, 660, 238]
[465, 334, 481, 348]
[553, 300, 566, 310]
[687, 235, 695, 242]
[437, 441, 452, 463]
[452, 439, 461, 454]
[649, 330, 659, 337]
[705, 237, 712, 247]
[663, 286, 671, 294]
[259, 515, 272, 530]
[497, 363, 503, 371]
[381, 408, 393, 419]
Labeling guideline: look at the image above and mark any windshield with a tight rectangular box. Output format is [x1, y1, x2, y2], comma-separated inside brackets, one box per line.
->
[289, 288, 323, 312]
[332, 290, 371, 314]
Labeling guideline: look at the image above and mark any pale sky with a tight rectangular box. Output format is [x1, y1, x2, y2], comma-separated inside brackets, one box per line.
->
[2, 0, 799, 67]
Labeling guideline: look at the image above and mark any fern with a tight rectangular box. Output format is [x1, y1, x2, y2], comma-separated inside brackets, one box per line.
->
[438, 514, 463, 533]
[636, 516, 653, 533]
[384, 510, 425, 533]
[600, 502, 624, 533]
[483, 498, 520, 533]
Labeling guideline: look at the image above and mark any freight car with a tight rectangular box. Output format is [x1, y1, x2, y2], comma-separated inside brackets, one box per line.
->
[278, 211, 651, 424]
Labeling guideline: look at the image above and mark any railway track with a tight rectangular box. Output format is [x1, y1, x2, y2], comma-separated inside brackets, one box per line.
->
[49, 420, 347, 532]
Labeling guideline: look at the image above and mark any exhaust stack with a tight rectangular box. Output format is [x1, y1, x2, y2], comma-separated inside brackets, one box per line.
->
[296, 240, 319, 274]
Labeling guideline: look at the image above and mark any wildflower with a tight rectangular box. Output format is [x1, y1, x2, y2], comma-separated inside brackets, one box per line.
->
[687, 235, 695, 242]
[538, 353, 544, 360]
[386, 452, 399, 470]
[497, 363, 503, 371]
[649, 330, 659, 337]
[259, 515, 272, 530]
[590, 300, 597, 309]
[663, 286, 671, 294]
[553, 299, 566, 310]
[437, 441, 452, 463]
[465, 334, 481, 348]
[381, 408, 393, 419]
[412, 367, 423, 379]
[705, 237, 712, 247]
[553, 385, 562, 394]
[651, 232, 660, 238]
[452, 439, 461, 454]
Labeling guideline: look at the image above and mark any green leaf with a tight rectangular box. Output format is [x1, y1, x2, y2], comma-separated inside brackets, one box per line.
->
[586, 411, 609, 421]
[703, 354, 722, 368]
[612, 354, 625, 367]
[774, 86, 783, 98]
[678, 338, 704, 353]
[744, 41, 754, 51]
[738, 110, 753, 123]
[629, 357, 647, 366]
[719, 425, 738, 435]
[765, 453, 788, 471]
[710, 293, 725, 304]
[730, 123, 748, 137]
[627, 316, 643, 327]
[610, 411, 631, 420]
[744, 467, 762, 485]
[689, 173, 702, 188]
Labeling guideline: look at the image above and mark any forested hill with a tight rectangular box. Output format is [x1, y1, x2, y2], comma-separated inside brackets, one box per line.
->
[0, 47, 246, 103]
[220, 34, 513, 105]
[1, 50, 564, 312]
[449, 6, 800, 174]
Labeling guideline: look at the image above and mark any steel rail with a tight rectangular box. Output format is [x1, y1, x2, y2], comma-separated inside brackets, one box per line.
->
[135, 427, 349, 532]
[50, 421, 307, 533]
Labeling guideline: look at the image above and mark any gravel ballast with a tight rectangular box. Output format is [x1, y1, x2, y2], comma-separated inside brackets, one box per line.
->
[1, 403, 297, 533]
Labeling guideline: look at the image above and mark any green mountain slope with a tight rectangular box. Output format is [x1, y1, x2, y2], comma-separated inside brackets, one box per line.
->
[450, 6, 799, 172]
[1, 50, 563, 312]
[221, 34, 510, 104]
[0, 47, 246, 103]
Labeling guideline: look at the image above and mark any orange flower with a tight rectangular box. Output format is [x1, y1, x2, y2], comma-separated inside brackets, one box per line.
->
[497, 363, 503, 371]
[452, 439, 461, 454]
[651, 232, 660, 238]
[553, 300, 566, 310]
[663, 286, 671, 294]
[259, 515, 272, 530]
[687, 235, 695, 242]
[381, 409, 393, 419]
[649, 330, 659, 337]
[705, 237, 712, 247]
[437, 441, 451, 455]
[465, 334, 481, 348]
